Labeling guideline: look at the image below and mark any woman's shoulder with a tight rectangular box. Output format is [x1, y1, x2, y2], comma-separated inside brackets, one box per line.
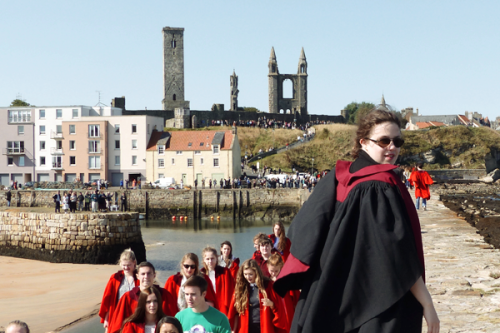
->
[166, 272, 182, 283]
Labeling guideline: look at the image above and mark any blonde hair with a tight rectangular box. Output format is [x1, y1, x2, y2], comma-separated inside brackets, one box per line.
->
[118, 248, 137, 264]
[201, 246, 218, 272]
[234, 259, 267, 315]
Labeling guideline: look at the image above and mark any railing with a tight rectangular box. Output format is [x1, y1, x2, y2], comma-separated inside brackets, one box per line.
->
[2, 147, 25, 155]
[88, 148, 102, 154]
[88, 133, 102, 139]
[50, 131, 64, 139]
[88, 163, 102, 170]
[51, 162, 63, 170]
[50, 147, 64, 155]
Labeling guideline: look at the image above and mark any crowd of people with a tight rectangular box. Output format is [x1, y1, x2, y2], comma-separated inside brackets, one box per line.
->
[52, 190, 128, 213]
[99, 221, 294, 333]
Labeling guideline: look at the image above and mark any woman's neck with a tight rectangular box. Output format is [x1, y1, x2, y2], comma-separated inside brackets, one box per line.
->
[145, 313, 156, 325]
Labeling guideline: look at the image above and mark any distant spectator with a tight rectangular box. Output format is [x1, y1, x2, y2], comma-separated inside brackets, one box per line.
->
[6, 189, 12, 207]
[5, 320, 30, 333]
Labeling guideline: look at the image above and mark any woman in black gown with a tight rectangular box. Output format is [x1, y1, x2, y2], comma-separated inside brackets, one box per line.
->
[274, 109, 439, 333]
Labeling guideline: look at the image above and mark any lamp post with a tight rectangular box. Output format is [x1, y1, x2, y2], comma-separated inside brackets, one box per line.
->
[311, 158, 314, 175]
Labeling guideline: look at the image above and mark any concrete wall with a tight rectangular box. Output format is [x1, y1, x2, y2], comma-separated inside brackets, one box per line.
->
[427, 169, 486, 180]
[0, 211, 145, 264]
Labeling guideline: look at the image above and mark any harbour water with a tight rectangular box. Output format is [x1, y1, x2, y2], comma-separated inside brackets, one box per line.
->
[61, 218, 280, 332]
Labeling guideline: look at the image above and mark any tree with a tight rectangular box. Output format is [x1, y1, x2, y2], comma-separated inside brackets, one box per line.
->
[344, 102, 375, 124]
[242, 107, 260, 113]
[10, 99, 30, 107]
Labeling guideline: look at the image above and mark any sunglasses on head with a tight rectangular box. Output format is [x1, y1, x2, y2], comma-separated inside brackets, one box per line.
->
[183, 264, 196, 270]
[365, 137, 404, 148]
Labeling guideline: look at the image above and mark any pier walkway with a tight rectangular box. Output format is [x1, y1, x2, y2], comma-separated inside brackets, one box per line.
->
[421, 191, 500, 332]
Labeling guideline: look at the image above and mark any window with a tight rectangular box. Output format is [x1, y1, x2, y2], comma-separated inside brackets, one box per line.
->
[40, 156, 46, 166]
[115, 140, 120, 149]
[89, 156, 101, 169]
[187, 158, 193, 167]
[88, 125, 100, 137]
[56, 109, 62, 118]
[56, 125, 62, 134]
[200, 158, 204, 165]
[19, 156, 25, 167]
[69, 141, 75, 150]
[7, 157, 13, 165]
[72, 109, 78, 118]
[171, 40, 176, 48]
[56, 141, 62, 150]
[132, 124, 137, 134]
[115, 124, 120, 134]
[70, 156, 76, 165]
[213, 145, 219, 154]
[158, 146, 164, 154]
[69, 125, 75, 134]
[194, 150, 201, 155]
[213, 158, 219, 167]
[158, 159, 164, 168]
[18, 126, 24, 135]
[200, 142, 204, 146]
[176, 151, 182, 155]
[40, 125, 46, 135]
[89, 141, 100, 153]
[188, 142, 192, 147]
[158, 173, 164, 178]
[40, 141, 46, 150]
[171, 158, 175, 165]
[132, 155, 137, 165]
[132, 140, 137, 149]
[115, 155, 120, 166]
[39, 110, 45, 119]
[8, 110, 31, 123]
[6, 141, 24, 154]
[173, 94, 176, 101]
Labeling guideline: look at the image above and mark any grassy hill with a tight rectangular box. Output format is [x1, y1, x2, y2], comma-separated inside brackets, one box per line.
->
[240, 125, 500, 172]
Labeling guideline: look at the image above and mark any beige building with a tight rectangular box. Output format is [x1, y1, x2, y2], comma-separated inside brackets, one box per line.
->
[146, 128, 241, 186]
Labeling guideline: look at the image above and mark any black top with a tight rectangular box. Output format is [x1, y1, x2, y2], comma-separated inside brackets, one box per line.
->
[248, 285, 260, 324]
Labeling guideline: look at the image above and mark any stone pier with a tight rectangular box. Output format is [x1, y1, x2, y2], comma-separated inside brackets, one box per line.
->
[420, 192, 500, 332]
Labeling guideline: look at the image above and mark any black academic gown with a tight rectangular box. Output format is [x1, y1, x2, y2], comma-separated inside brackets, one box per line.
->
[274, 152, 425, 333]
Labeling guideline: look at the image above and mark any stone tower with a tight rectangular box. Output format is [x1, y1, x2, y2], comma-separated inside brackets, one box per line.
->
[162, 27, 190, 111]
[268, 47, 308, 115]
[230, 70, 239, 111]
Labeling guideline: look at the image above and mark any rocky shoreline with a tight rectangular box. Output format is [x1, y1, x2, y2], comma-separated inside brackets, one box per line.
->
[436, 182, 500, 249]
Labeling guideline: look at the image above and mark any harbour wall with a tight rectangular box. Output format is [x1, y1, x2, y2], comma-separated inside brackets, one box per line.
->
[0, 211, 146, 264]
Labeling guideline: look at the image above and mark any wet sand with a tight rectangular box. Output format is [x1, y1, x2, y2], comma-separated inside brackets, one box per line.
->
[0, 256, 117, 333]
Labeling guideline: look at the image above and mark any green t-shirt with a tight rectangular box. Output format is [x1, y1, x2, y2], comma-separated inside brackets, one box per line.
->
[175, 306, 231, 333]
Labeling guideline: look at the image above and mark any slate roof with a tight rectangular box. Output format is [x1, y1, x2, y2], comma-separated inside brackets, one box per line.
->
[147, 130, 234, 151]
[411, 115, 460, 125]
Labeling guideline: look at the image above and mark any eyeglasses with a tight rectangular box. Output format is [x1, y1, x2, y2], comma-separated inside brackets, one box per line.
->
[365, 137, 404, 148]
[183, 264, 196, 270]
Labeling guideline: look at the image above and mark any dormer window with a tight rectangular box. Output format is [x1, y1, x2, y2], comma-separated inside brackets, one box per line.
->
[158, 145, 165, 155]
[200, 142, 204, 146]
[188, 142, 192, 147]
[213, 145, 219, 154]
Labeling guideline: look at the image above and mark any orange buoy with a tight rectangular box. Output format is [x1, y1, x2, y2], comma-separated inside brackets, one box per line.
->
[211, 216, 214, 221]
[184, 216, 188, 222]
[217, 216, 221, 222]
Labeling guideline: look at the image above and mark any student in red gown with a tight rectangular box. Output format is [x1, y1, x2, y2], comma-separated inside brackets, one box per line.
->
[99, 249, 140, 331]
[228, 259, 287, 333]
[267, 254, 299, 332]
[120, 287, 165, 333]
[252, 237, 278, 277]
[108, 262, 174, 333]
[163, 253, 216, 316]
[219, 241, 240, 280]
[154, 317, 183, 333]
[251, 233, 267, 262]
[409, 162, 434, 210]
[200, 246, 235, 316]
[268, 222, 291, 262]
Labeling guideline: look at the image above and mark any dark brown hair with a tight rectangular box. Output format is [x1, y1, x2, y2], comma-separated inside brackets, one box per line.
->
[184, 275, 208, 294]
[155, 317, 183, 333]
[272, 221, 286, 252]
[352, 109, 402, 159]
[259, 237, 272, 247]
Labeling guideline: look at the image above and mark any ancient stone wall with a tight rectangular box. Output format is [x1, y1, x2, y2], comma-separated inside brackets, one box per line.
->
[427, 169, 486, 181]
[0, 211, 145, 264]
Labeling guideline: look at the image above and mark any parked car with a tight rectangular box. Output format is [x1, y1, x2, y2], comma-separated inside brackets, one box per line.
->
[152, 177, 176, 189]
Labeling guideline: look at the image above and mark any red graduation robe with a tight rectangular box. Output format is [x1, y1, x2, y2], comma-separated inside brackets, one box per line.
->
[228, 280, 287, 333]
[201, 266, 235, 316]
[409, 170, 434, 200]
[98, 270, 139, 325]
[121, 322, 147, 333]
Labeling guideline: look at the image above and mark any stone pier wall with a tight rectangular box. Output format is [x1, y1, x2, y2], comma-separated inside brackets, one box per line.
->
[0, 211, 146, 264]
[0, 189, 305, 220]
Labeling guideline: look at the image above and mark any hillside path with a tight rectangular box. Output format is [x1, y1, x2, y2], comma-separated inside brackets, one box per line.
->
[419, 191, 500, 332]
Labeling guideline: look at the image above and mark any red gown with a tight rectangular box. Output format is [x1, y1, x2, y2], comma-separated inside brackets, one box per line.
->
[107, 285, 174, 333]
[98, 271, 139, 325]
[227, 258, 240, 280]
[163, 272, 217, 315]
[268, 234, 291, 262]
[201, 266, 236, 316]
[121, 322, 147, 333]
[409, 170, 433, 200]
[228, 280, 288, 333]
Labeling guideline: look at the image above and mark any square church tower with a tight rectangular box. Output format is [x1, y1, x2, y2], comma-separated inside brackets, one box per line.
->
[162, 27, 190, 111]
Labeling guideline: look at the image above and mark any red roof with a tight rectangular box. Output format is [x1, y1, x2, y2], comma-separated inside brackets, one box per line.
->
[457, 115, 470, 125]
[147, 130, 234, 151]
[415, 122, 445, 129]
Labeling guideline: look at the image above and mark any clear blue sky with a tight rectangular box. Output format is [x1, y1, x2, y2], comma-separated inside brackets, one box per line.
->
[2, 0, 499, 119]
